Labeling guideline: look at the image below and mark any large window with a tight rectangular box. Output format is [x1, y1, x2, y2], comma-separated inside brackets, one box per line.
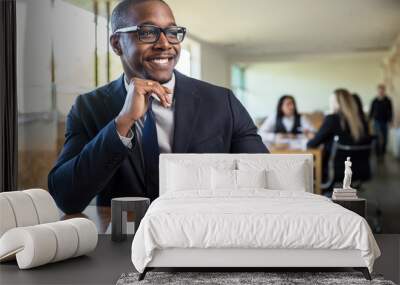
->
[176, 37, 201, 80]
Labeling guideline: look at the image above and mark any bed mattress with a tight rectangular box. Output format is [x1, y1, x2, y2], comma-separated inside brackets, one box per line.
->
[131, 190, 380, 273]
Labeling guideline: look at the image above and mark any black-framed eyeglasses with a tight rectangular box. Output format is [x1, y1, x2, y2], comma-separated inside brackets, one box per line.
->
[114, 24, 186, 44]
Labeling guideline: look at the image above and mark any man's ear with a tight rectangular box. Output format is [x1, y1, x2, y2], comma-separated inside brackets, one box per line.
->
[110, 34, 123, 56]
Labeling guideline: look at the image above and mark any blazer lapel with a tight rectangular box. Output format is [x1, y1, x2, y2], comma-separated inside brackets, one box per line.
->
[105, 75, 145, 187]
[172, 71, 201, 153]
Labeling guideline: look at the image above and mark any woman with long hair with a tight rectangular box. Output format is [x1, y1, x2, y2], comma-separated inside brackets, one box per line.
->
[307, 88, 370, 183]
[259, 95, 315, 141]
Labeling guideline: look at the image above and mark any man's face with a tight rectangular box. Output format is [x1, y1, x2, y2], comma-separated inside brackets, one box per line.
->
[113, 1, 181, 83]
[378, 85, 386, 97]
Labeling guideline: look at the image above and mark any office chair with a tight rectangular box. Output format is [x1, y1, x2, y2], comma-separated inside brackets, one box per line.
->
[321, 135, 375, 191]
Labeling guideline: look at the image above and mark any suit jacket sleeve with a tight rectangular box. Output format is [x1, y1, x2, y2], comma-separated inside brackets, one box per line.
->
[388, 98, 393, 123]
[48, 96, 133, 214]
[228, 90, 268, 153]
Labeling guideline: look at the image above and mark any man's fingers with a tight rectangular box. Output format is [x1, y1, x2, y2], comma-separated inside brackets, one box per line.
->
[130, 78, 172, 107]
[144, 83, 171, 107]
[160, 86, 172, 106]
[162, 86, 172, 94]
[144, 85, 171, 107]
[162, 86, 172, 104]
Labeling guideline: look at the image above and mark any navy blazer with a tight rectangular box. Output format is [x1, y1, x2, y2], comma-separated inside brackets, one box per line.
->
[48, 71, 267, 214]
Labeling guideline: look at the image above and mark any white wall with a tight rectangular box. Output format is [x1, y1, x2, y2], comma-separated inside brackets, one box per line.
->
[53, 0, 97, 117]
[243, 52, 387, 119]
[199, 41, 230, 88]
[16, 0, 57, 151]
[16, 0, 52, 113]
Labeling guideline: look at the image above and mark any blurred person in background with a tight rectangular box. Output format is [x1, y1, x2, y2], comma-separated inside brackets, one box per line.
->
[307, 88, 370, 184]
[369, 84, 393, 159]
[258, 95, 315, 141]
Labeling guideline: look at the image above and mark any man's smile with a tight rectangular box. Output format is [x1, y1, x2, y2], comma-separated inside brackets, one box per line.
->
[145, 54, 175, 69]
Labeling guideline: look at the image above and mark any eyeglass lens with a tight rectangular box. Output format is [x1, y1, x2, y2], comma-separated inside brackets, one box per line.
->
[138, 26, 185, 43]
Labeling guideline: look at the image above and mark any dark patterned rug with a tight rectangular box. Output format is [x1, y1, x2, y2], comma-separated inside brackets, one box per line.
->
[116, 271, 396, 285]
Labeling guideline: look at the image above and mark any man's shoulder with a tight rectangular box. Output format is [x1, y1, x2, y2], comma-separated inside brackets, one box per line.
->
[78, 82, 113, 104]
[67, 77, 124, 125]
[74, 77, 122, 108]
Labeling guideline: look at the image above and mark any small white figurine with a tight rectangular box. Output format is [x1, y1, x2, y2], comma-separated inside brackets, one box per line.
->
[343, 157, 353, 190]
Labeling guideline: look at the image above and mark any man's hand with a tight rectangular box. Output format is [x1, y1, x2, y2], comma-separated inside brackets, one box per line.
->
[115, 78, 172, 136]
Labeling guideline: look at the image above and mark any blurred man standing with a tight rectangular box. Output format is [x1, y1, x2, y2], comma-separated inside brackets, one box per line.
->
[369, 84, 393, 159]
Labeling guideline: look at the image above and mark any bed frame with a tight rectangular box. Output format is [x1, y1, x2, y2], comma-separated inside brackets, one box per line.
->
[139, 248, 371, 280]
[137, 154, 372, 281]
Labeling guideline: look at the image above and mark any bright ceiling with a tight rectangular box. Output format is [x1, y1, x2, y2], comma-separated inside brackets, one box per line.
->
[165, 0, 400, 59]
[68, 0, 400, 60]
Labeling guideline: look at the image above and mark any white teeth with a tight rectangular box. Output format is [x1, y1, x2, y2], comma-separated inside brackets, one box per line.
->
[152, 58, 169, 64]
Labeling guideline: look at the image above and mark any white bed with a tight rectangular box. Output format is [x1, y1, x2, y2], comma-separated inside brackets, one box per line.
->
[131, 154, 380, 280]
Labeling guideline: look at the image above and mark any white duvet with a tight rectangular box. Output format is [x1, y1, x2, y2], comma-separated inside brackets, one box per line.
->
[131, 190, 380, 273]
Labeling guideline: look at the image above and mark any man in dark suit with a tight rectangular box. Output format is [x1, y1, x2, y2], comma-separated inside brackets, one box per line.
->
[369, 84, 393, 158]
[48, 0, 267, 214]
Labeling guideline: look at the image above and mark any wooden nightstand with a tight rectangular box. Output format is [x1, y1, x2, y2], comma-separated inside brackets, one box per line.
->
[332, 198, 367, 218]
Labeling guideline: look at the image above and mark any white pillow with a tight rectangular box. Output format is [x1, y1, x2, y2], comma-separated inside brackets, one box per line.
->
[211, 168, 236, 190]
[236, 169, 267, 189]
[211, 169, 268, 191]
[265, 164, 306, 191]
[167, 162, 212, 192]
[238, 159, 307, 191]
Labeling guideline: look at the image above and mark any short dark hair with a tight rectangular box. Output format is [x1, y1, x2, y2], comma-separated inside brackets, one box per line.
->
[111, 0, 168, 33]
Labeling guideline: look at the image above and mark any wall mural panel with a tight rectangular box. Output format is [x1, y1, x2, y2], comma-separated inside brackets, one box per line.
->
[383, 34, 400, 127]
